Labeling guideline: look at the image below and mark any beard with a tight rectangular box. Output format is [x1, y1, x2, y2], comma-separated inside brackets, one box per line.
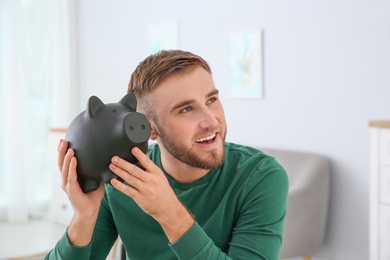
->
[154, 122, 227, 170]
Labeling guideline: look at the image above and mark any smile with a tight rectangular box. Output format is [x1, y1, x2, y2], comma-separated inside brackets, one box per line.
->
[195, 133, 216, 143]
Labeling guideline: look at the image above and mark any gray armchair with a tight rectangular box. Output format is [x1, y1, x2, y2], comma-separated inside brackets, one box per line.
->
[261, 148, 330, 260]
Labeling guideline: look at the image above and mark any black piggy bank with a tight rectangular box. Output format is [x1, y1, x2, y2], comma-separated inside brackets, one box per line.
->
[65, 93, 150, 193]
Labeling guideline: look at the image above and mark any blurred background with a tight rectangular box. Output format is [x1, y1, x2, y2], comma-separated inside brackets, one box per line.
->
[1, 0, 390, 259]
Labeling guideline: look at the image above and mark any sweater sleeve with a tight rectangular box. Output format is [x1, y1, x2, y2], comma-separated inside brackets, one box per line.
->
[228, 157, 289, 259]
[44, 230, 92, 260]
[170, 157, 289, 260]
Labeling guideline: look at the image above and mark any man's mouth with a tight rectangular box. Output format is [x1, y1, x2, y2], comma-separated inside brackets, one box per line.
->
[195, 133, 217, 144]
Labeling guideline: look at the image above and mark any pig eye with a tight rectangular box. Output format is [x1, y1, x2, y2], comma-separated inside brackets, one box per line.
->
[112, 109, 117, 113]
[141, 125, 146, 129]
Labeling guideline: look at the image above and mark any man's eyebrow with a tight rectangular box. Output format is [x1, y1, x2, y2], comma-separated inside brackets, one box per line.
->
[171, 99, 194, 111]
[171, 89, 219, 112]
[207, 89, 219, 98]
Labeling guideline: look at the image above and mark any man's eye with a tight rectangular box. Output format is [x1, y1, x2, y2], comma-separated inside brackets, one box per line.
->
[180, 107, 192, 113]
[207, 97, 217, 104]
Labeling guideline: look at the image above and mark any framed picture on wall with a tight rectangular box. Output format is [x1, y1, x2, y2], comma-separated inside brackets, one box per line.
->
[148, 19, 179, 54]
[227, 29, 263, 99]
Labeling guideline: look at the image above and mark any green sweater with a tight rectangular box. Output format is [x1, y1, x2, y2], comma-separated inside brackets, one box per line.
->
[46, 142, 288, 260]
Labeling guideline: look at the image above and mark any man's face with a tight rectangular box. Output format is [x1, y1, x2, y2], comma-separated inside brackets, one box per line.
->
[148, 67, 227, 170]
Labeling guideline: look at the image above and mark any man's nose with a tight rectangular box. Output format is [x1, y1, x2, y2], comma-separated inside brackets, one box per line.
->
[198, 107, 218, 129]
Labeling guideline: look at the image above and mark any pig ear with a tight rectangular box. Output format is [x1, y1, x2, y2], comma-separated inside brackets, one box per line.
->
[87, 96, 104, 117]
[119, 93, 137, 111]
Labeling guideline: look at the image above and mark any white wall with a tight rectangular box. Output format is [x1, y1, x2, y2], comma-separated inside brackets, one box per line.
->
[75, 1, 390, 259]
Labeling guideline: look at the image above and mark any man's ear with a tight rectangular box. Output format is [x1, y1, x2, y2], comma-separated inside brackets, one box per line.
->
[148, 120, 158, 140]
[150, 126, 158, 140]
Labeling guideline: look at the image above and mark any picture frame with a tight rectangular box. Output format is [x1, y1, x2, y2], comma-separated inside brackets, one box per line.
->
[226, 29, 263, 99]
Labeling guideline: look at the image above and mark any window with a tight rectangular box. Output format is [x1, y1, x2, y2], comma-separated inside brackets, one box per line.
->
[0, 0, 77, 222]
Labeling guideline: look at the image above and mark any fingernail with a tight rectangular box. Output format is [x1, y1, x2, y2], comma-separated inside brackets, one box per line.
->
[111, 178, 118, 186]
[112, 156, 119, 163]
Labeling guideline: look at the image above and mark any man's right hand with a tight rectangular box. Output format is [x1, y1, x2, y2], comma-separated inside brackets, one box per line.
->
[57, 139, 105, 246]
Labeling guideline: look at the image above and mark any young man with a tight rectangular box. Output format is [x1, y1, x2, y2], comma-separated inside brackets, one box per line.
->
[46, 50, 288, 259]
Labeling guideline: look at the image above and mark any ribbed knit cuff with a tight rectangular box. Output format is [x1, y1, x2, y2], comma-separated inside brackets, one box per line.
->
[169, 221, 210, 259]
[56, 230, 92, 259]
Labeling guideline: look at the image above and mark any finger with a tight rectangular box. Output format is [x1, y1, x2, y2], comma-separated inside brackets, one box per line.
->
[109, 162, 143, 189]
[57, 140, 68, 171]
[131, 147, 158, 173]
[57, 139, 63, 151]
[68, 156, 82, 194]
[110, 178, 138, 199]
[111, 156, 146, 181]
[61, 148, 74, 189]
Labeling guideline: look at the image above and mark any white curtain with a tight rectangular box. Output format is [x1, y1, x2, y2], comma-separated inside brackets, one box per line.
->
[0, 0, 77, 222]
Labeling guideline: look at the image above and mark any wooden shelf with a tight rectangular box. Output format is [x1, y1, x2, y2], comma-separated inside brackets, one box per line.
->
[369, 120, 390, 128]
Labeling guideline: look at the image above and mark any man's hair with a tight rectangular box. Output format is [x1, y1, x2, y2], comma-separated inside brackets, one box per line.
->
[128, 49, 211, 97]
[127, 50, 212, 118]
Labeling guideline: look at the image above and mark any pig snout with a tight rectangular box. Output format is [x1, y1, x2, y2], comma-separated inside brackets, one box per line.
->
[124, 112, 151, 144]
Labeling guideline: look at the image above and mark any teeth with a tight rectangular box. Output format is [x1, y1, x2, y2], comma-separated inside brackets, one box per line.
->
[196, 134, 216, 143]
